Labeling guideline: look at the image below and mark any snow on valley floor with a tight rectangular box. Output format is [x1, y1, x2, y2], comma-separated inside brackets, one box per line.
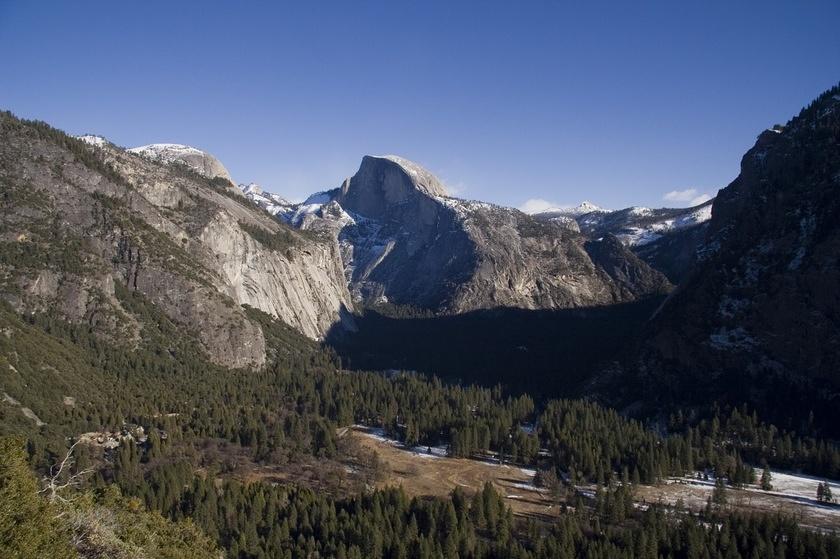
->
[637, 469, 840, 532]
[351, 426, 840, 530]
[353, 425, 449, 459]
[353, 425, 537, 473]
[766, 470, 840, 501]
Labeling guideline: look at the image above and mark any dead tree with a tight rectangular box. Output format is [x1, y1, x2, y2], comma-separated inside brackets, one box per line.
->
[40, 439, 94, 505]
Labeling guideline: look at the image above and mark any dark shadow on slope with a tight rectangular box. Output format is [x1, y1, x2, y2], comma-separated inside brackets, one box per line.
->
[324, 298, 665, 399]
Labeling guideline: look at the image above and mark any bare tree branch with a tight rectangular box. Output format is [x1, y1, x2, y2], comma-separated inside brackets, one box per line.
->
[40, 439, 94, 504]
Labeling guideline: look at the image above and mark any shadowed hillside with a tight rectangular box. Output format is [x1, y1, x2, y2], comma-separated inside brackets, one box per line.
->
[326, 298, 664, 398]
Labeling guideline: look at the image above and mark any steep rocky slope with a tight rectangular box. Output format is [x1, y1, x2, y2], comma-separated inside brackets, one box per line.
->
[0, 113, 352, 368]
[624, 85, 840, 428]
[245, 155, 671, 313]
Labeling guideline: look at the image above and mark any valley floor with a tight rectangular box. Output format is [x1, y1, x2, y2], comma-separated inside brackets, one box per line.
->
[348, 426, 840, 533]
[348, 426, 558, 521]
[636, 472, 840, 534]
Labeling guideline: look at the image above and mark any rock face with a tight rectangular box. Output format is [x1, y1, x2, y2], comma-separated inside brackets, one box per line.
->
[627, 86, 840, 426]
[245, 154, 672, 313]
[535, 201, 714, 283]
[127, 143, 235, 184]
[0, 114, 352, 368]
[197, 211, 352, 338]
[333, 156, 476, 307]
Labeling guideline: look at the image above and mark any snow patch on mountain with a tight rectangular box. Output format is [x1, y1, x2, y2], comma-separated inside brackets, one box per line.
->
[435, 196, 496, 220]
[128, 143, 205, 160]
[302, 191, 333, 206]
[240, 183, 264, 197]
[76, 134, 109, 148]
[617, 203, 712, 246]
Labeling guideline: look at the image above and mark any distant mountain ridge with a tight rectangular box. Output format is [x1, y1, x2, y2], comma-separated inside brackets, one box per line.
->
[534, 200, 715, 282]
[243, 175, 713, 287]
[240, 155, 672, 314]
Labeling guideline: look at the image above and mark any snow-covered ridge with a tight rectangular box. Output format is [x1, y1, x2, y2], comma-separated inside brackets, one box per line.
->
[238, 184, 345, 227]
[240, 183, 264, 197]
[76, 134, 109, 148]
[435, 196, 496, 219]
[237, 183, 297, 217]
[534, 199, 714, 247]
[616, 202, 713, 246]
[128, 143, 234, 182]
[532, 200, 610, 217]
[128, 143, 207, 160]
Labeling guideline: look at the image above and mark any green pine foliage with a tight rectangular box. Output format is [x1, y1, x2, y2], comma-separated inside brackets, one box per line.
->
[0, 436, 75, 559]
[0, 436, 220, 558]
[108, 460, 840, 559]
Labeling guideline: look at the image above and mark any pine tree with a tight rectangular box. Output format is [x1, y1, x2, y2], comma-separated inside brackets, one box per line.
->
[818, 481, 834, 503]
[712, 477, 728, 506]
[760, 466, 772, 491]
[0, 437, 75, 559]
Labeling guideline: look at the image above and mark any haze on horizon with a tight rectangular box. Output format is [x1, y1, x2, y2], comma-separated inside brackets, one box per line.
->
[1, 0, 838, 211]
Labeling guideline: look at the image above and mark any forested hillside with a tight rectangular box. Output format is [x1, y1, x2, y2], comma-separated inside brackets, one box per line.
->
[2, 274, 840, 556]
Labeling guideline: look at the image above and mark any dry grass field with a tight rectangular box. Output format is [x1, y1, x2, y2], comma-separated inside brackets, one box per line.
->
[348, 426, 561, 521]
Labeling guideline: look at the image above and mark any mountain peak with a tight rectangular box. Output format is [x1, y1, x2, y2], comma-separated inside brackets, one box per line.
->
[335, 155, 449, 220]
[240, 182, 263, 196]
[568, 200, 608, 215]
[365, 155, 449, 198]
[532, 200, 609, 217]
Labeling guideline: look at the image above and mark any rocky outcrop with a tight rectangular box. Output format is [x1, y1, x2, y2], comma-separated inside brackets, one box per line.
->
[332, 156, 477, 308]
[198, 210, 353, 338]
[584, 234, 673, 299]
[0, 114, 352, 368]
[337, 155, 449, 218]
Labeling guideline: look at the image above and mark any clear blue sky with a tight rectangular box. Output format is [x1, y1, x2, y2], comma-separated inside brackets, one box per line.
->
[2, 1, 838, 210]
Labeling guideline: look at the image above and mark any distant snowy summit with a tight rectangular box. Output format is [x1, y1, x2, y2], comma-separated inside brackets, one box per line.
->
[534, 200, 713, 247]
[534, 200, 610, 217]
